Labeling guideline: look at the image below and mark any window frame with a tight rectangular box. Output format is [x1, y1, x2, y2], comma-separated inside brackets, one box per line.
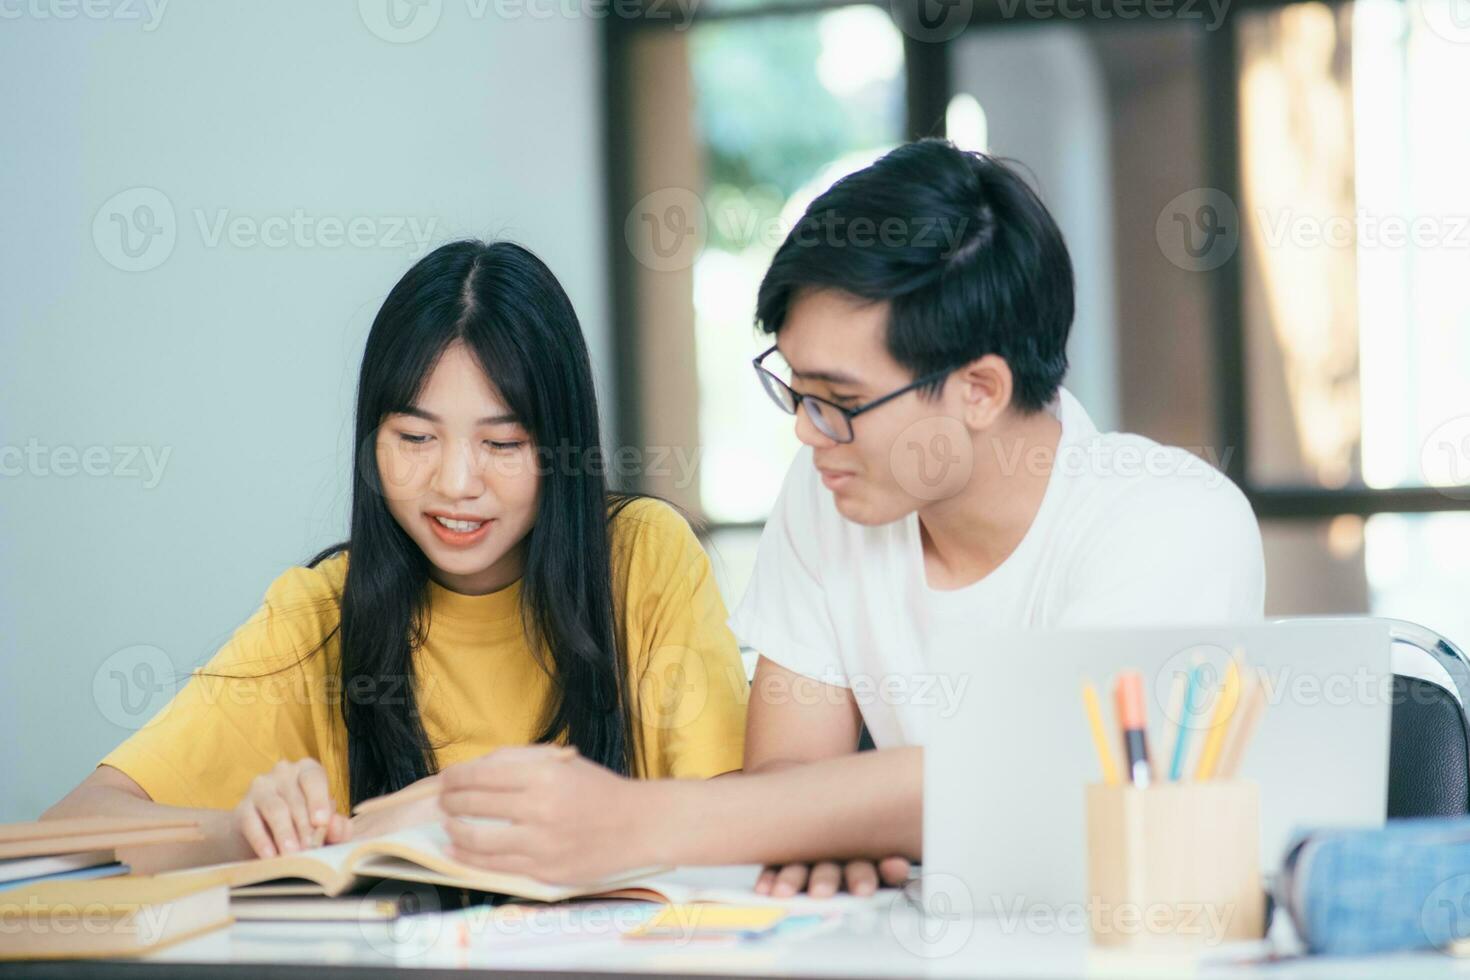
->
[601, 0, 1470, 530]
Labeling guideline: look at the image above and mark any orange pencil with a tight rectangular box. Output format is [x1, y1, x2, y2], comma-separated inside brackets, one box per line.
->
[1114, 671, 1152, 788]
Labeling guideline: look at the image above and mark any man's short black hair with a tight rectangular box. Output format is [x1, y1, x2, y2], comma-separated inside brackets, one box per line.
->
[755, 139, 1074, 413]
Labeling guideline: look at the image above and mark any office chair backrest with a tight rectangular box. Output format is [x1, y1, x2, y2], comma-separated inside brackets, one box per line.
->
[1385, 620, 1470, 818]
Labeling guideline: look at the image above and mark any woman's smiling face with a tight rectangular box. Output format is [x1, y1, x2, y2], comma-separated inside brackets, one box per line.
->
[375, 340, 541, 595]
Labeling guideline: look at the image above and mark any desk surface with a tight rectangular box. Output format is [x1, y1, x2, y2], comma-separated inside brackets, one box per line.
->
[2, 866, 1461, 979]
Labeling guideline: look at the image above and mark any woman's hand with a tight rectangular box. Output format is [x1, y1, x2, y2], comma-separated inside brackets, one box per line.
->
[438, 745, 653, 884]
[350, 773, 446, 840]
[232, 758, 351, 859]
[754, 857, 912, 897]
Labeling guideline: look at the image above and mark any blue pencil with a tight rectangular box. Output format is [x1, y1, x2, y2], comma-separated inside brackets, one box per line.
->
[1168, 663, 1201, 781]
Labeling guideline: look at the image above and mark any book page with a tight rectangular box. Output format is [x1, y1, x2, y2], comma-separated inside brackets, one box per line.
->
[347, 823, 664, 902]
[165, 838, 362, 895]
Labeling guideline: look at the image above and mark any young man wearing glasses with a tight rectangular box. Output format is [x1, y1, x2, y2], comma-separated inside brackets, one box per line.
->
[432, 140, 1264, 895]
[725, 139, 1264, 895]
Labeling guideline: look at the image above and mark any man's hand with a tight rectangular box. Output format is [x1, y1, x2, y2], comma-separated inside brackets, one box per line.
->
[438, 745, 653, 884]
[740, 659, 915, 895]
[754, 857, 912, 897]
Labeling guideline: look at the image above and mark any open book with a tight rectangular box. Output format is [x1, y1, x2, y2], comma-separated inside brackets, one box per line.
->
[175, 823, 666, 903]
[174, 824, 878, 908]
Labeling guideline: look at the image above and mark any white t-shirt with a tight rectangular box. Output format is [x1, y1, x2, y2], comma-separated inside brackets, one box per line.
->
[728, 387, 1266, 748]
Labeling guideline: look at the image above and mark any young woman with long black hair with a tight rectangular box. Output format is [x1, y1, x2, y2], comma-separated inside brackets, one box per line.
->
[45, 240, 749, 872]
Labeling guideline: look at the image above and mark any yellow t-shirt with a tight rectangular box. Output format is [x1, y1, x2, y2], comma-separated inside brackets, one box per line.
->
[100, 498, 749, 813]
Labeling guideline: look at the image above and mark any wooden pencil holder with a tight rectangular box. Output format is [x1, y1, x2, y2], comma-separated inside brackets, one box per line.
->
[1084, 781, 1265, 949]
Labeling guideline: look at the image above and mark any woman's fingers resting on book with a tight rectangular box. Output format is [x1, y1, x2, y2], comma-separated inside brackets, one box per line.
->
[233, 758, 349, 859]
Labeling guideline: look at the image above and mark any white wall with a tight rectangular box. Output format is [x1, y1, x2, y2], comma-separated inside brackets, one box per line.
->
[0, 1, 610, 821]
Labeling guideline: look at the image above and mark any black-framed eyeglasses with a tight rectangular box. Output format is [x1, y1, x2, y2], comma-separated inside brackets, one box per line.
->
[751, 345, 955, 444]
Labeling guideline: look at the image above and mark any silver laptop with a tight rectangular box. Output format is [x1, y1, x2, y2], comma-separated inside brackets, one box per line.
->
[921, 620, 1392, 911]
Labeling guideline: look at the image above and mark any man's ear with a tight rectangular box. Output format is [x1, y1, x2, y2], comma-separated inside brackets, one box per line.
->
[955, 354, 1014, 430]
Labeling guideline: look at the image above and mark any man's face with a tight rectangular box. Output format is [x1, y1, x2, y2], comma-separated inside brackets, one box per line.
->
[776, 288, 975, 525]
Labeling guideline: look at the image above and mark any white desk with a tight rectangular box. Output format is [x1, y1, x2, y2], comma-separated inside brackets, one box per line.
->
[5, 867, 1463, 978]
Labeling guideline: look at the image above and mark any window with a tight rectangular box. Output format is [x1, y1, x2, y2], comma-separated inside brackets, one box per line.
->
[607, 1, 917, 604]
[689, 6, 908, 523]
[1238, 0, 1470, 494]
[606, 0, 1469, 646]
[1236, 0, 1470, 646]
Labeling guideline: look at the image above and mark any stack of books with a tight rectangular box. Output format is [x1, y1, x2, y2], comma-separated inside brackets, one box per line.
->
[0, 817, 230, 961]
[2, 818, 836, 958]
[0, 816, 206, 889]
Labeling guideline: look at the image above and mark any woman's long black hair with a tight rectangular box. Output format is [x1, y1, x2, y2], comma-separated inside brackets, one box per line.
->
[310, 240, 637, 805]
